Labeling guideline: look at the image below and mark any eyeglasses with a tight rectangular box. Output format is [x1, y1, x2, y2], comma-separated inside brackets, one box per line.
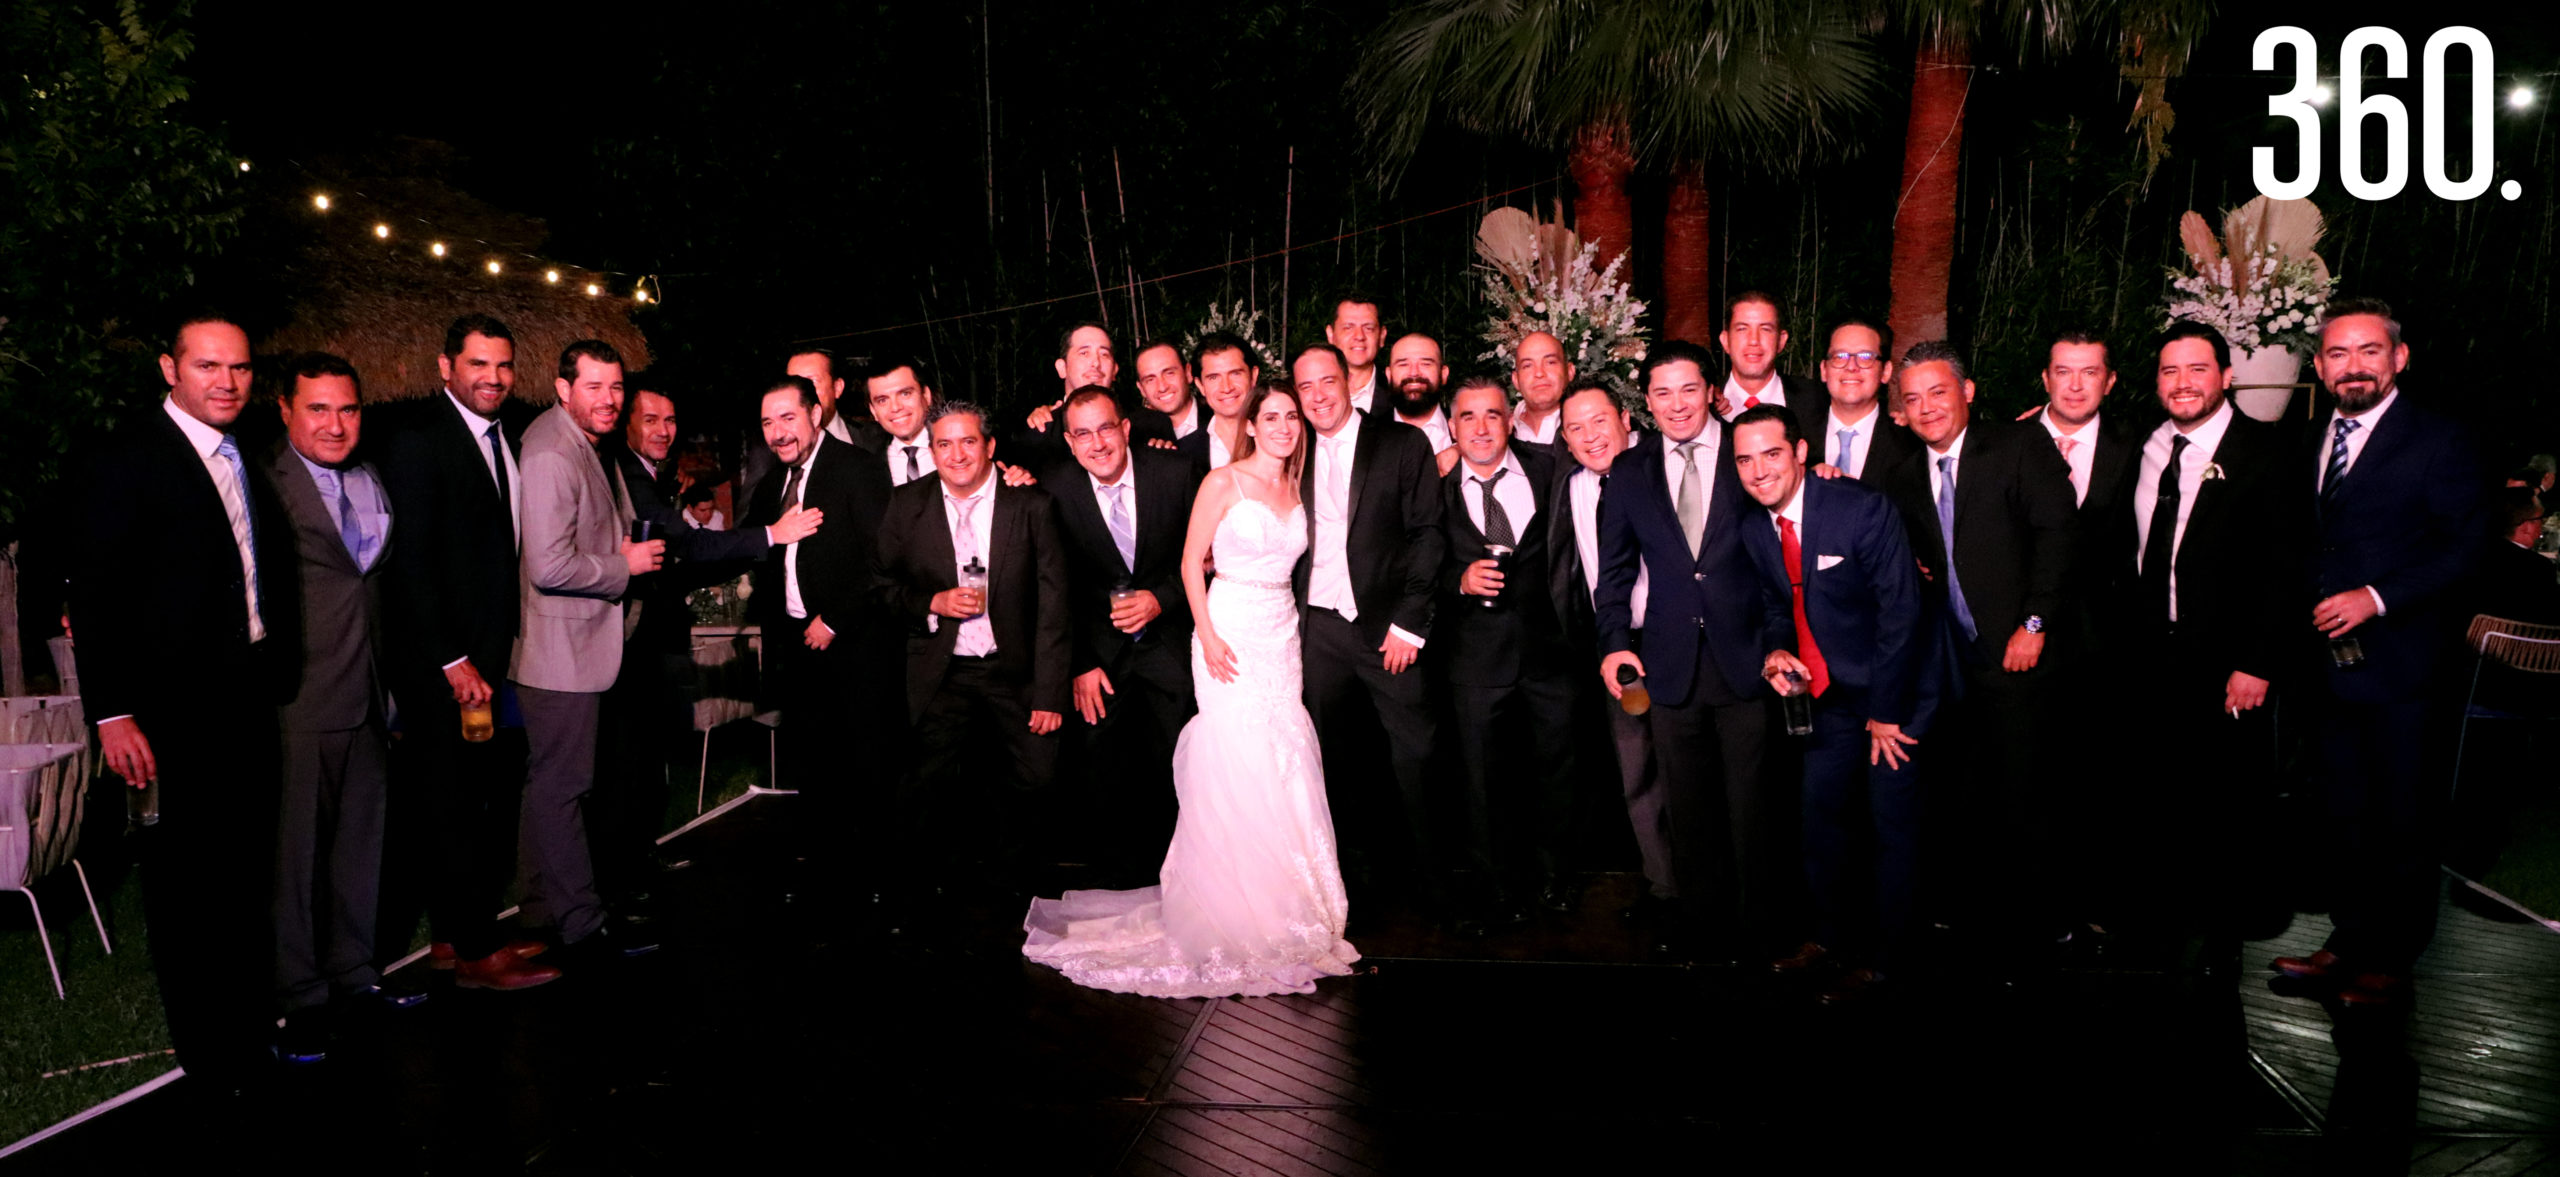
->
[1064, 427, 1122, 444]
[1825, 351, 1883, 369]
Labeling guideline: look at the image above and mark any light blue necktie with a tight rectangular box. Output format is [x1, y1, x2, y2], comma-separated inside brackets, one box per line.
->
[213, 434, 262, 610]
[1935, 455, 1977, 642]
[1103, 483, 1137, 570]
[1836, 428, 1857, 475]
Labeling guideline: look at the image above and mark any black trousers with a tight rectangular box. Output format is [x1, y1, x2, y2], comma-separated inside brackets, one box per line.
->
[134, 708, 278, 1086]
[1303, 608, 1442, 890]
[2313, 690, 2448, 973]
[1935, 650, 2063, 942]
[2106, 627, 2278, 937]
[1639, 634, 1786, 948]
[1450, 669, 1579, 903]
[901, 652, 1063, 884]
[595, 644, 688, 904]
[1075, 639, 1193, 885]
[394, 679, 525, 961]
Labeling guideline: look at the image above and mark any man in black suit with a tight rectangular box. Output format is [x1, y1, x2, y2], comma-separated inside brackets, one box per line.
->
[745, 377, 884, 879]
[73, 313, 298, 1087]
[1507, 330, 1574, 457]
[2025, 330, 2139, 519]
[2272, 298, 2487, 1005]
[1733, 404, 1931, 1003]
[2095, 322, 2298, 943]
[602, 384, 805, 907]
[1177, 332, 1259, 472]
[373, 314, 558, 990]
[1596, 341, 1796, 959]
[1292, 342, 1448, 905]
[261, 352, 407, 1064]
[1014, 322, 1176, 469]
[1554, 379, 1679, 920]
[1438, 374, 1581, 925]
[743, 347, 882, 506]
[872, 399, 1071, 890]
[2475, 488, 2560, 625]
[1806, 317, 1918, 485]
[1047, 386, 1202, 884]
[1133, 339, 1213, 444]
[1874, 339, 2078, 958]
[1713, 291, 1825, 425]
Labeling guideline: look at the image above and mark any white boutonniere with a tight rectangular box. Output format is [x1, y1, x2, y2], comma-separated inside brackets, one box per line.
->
[2200, 462, 2226, 482]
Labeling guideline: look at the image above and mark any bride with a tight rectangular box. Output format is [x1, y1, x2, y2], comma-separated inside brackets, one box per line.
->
[1023, 381, 1359, 998]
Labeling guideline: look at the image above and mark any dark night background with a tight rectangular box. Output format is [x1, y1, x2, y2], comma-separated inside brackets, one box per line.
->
[23, 0, 2560, 499]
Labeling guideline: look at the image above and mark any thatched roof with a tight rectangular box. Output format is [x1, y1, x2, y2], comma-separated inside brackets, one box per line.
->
[258, 140, 647, 405]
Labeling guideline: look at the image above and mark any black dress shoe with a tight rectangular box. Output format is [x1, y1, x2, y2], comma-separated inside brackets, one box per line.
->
[347, 980, 430, 1010]
[278, 1009, 328, 1066]
[1538, 879, 1578, 914]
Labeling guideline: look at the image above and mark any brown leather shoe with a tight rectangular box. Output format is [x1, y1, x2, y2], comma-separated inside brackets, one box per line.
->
[1771, 941, 1830, 974]
[1818, 968, 1885, 1006]
[453, 950, 563, 991]
[429, 939, 549, 970]
[2271, 950, 2343, 979]
[2338, 973, 2406, 1006]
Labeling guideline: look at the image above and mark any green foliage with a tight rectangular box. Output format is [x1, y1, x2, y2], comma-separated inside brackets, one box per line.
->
[0, 0, 243, 526]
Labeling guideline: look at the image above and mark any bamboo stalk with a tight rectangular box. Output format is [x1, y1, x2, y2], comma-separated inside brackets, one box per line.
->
[1078, 163, 1108, 327]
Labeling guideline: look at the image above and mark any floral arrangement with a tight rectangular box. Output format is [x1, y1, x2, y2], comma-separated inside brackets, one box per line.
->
[1473, 207, 1648, 398]
[1180, 301, 1284, 374]
[2162, 195, 2337, 356]
[687, 572, 753, 627]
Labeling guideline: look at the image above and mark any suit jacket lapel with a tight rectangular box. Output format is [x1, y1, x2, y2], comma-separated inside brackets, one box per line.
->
[272, 448, 363, 575]
[2332, 404, 2404, 506]
[1346, 415, 1375, 537]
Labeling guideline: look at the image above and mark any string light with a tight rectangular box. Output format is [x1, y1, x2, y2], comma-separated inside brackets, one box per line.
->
[546, 269, 560, 283]
[238, 160, 252, 173]
[373, 223, 390, 239]
[585, 283, 600, 296]
[312, 194, 331, 211]
[2512, 86, 2536, 110]
[635, 288, 651, 303]
[430, 242, 447, 258]
[2311, 83, 2333, 107]
[287, 165, 634, 298]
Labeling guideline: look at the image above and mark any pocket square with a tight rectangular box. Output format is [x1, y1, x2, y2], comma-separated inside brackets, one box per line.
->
[1816, 554, 1845, 571]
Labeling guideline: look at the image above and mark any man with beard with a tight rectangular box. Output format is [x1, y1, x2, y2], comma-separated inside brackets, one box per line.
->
[2271, 298, 2486, 1006]
[743, 347, 875, 506]
[1509, 331, 1573, 456]
[1179, 332, 1259, 471]
[1714, 293, 1823, 424]
[1327, 294, 1386, 414]
[1383, 332, 1454, 454]
[1134, 340, 1210, 440]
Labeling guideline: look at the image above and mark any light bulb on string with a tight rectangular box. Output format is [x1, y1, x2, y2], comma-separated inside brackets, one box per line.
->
[374, 223, 390, 239]
[237, 160, 251, 173]
[313, 194, 331, 212]
[485, 260, 502, 275]
[546, 269, 560, 284]
[585, 283, 600, 296]
[431, 242, 447, 258]
[635, 287, 651, 304]
[2512, 86, 2536, 110]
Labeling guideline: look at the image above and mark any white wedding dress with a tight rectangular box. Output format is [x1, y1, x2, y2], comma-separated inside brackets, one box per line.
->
[1023, 496, 1360, 997]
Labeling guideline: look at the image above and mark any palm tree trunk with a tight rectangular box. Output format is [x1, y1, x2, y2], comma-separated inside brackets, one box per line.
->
[1567, 117, 1636, 274]
[1888, 37, 1971, 350]
[1661, 162, 1712, 345]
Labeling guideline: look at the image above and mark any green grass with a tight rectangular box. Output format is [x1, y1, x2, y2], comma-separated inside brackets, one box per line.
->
[0, 869, 172, 1150]
[0, 725, 775, 1151]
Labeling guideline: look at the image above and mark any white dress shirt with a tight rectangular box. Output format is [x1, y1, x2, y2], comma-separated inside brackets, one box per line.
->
[1460, 450, 1537, 536]
[1511, 407, 1562, 448]
[885, 429, 929, 487]
[1168, 401, 1200, 439]
[685, 509, 727, 531]
[1824, 405, 1884, 479]
[823, 412, 856, 446]
[1571, 464, 1647, 628]
[2134, 401, 2235, 622]
[1350, 373, 1377, 416]
[1398, 408, 1453, 453]
[164, 398, 264, 643]
[782, 432, 828, 620]
[1206, 425, 1235, 470]
[293, 449, 391, 573]
[445, 387, 521, 548]
[940, 482, 998, 656]
[2040, 409, 2101, 506]
[1719, 373, 1786, 421]
[1307, 413, 1424, 648]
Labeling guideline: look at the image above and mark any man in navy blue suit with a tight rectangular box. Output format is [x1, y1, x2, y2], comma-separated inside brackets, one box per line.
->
[1732, 406, 1930, 1003]
[1597, 341, 1795, 959]
[2272, 298, 2487, 1005]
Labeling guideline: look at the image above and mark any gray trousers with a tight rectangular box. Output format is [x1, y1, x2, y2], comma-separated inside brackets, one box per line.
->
[274, 724, 389, 1011]
[516, 684, 606, 944]
[1607, 698, 1678, 901]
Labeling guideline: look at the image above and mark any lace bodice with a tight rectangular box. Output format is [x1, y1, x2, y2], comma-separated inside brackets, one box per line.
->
[1211, 497, 1306, 585]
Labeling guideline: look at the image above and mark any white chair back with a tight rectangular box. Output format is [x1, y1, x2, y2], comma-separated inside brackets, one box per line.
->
[0, 742, 90, 890]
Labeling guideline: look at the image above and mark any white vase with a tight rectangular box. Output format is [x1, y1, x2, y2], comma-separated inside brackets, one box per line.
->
[2230, 346, 2304, 422]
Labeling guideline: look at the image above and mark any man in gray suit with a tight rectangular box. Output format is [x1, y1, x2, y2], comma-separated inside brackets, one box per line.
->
[510, 340, 664, 957]
[262, 352, 406, 1063]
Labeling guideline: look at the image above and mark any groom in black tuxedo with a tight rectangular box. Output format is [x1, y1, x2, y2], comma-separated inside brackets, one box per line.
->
[1291, 343, 1449, 905]
[1045, 386, 1203, 884]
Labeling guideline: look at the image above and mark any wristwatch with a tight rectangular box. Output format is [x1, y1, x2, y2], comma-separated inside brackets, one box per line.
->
[2022, 615, 2046, 634]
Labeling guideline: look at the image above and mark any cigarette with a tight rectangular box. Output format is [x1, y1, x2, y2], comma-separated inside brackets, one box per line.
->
[2227, 707, 2239, 719]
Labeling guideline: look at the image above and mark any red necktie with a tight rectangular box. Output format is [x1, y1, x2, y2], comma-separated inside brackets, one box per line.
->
[1744, 395, 1760, 410]
[1778, 516, 1830, 697]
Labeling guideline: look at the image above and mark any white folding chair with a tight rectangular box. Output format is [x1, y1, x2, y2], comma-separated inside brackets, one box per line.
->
[2452, 614, 2560, 802]
[1, 741, 112, 999]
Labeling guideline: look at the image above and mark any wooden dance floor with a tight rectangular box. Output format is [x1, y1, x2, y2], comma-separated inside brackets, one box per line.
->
[10, 795, 2558, 1175]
